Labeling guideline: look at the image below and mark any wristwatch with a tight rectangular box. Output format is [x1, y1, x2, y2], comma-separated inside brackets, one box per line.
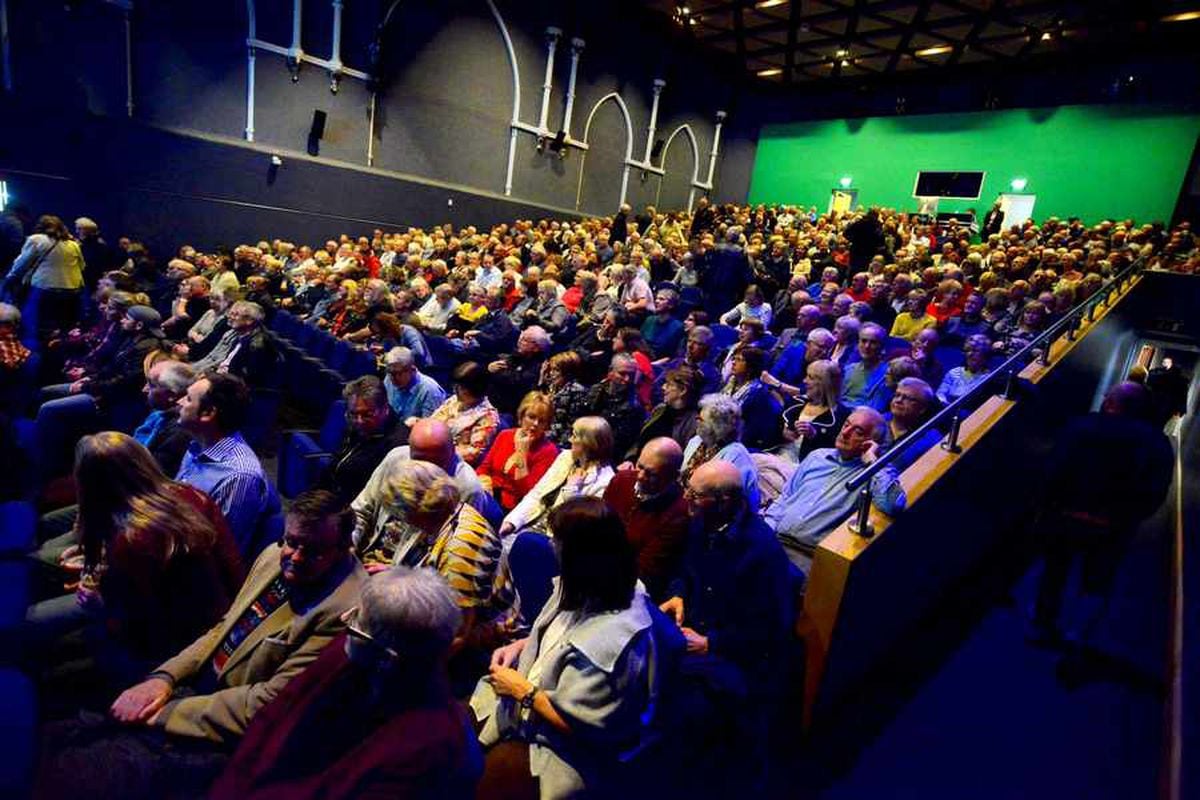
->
[519, 686, 540, 710]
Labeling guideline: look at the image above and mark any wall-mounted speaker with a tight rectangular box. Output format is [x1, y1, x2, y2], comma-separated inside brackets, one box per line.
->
[547, 130, 567, 153]
[650, 138, 665, 161]
[307, 110, 327, 156]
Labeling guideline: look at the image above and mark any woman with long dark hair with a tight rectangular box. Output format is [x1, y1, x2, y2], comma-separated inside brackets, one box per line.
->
[472, 496, 660, 799]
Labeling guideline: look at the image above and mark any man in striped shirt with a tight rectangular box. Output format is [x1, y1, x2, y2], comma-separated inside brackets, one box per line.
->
[176, 372, 276, 558]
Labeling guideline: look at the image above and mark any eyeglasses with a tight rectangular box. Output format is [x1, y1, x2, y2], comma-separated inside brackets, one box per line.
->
[892, 393, 925, 404]
[340, 606, 400, 659]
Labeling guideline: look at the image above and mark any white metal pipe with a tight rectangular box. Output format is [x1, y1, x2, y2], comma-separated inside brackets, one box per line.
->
[620, 166, 630, 207]
[561, 37, 584, 137]
[538, 27, 561, 133]
[505, 128, 519, 196]
[329, 0, 344, 72]
[123, 9, 133, 117]
[290, 0, 303, 59]
[245, 0, 256, 142]
[485, 0, 521, 195]
[705, 110, 727, 189]
[366, 91, 377, 166]
[246, 48, 256, 141]
[642, 78, 665, 164]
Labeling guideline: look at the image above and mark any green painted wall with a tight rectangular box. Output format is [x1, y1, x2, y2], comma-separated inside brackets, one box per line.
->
[748, 105, 1200, 224]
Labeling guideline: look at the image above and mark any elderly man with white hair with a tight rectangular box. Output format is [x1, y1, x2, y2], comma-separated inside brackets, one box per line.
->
[211, 566, 482, 799]
[764, 406, 907, 573]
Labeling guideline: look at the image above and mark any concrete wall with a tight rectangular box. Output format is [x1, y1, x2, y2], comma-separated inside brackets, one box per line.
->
[0, 0, 757, 250]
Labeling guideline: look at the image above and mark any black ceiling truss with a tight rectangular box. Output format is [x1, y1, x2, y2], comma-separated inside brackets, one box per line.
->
[651, 0, 1198, 84]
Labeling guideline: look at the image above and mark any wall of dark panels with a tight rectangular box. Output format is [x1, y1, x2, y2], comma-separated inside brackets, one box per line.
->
[0, 0, 757, 234]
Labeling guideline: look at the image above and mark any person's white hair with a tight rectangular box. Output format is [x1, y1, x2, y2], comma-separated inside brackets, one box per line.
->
[519, 325, 551, 351]
[0, 303, 21, 327]
[361, 566, 462, 659]
[155, 360, 198, 394]
[229, 300, 265, 323]
[697, 393, 742, 447]
[384, 346, 415, 368]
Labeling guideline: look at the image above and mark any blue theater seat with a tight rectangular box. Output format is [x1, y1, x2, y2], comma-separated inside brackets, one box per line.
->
[0, 502, 35, 555]
[277, 400, 347, 498]
[507, 532, 559, 625]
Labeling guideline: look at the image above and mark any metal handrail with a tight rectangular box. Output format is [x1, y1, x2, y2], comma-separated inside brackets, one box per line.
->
[844, 254, 1147, 509]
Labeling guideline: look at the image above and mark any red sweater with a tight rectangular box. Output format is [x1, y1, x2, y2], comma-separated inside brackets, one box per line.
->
[210, 637, 480, 800]
[602, 469, 690, 597]
[475, 428, 559, 511]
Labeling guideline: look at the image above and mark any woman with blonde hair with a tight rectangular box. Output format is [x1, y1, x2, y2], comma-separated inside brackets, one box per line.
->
[27, 432, 242, 684]
[776, 359, 847, 463]
[498, 416, 615, 538]
[477, 391, 559, 512]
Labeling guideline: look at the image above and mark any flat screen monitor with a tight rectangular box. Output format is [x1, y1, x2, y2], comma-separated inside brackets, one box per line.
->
[913, 171, 985, 199]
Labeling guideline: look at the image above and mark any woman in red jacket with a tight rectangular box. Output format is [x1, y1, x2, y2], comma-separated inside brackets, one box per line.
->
[476, 391, 558, 512]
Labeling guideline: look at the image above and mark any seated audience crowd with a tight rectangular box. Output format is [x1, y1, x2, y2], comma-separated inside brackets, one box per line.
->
[0, 200, 1193, 799]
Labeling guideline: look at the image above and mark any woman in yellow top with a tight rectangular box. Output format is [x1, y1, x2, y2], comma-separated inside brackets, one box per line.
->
[3, 215, 85, 340]
[890, 288, 938, 342]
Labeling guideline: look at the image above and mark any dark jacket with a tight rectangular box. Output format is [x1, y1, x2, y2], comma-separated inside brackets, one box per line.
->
[468, 310, 517, 357]
[89, 332, 163, 402]
[222, 327, 281, 388]
[585, 381, 647, 464]
[318, 415, 408, 504]
[701, 244, 753, 319]
[668, 512, 793, 686]
[487, 352, 545, 417]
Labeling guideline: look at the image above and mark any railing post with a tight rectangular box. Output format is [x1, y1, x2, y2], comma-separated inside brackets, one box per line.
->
[941, 411, 963, 453]
[847, 486, 874, 538]
[1067, 313, 1078, 341]
[1001, 368, 1019, 400]
[1038, 335, 1051, 366]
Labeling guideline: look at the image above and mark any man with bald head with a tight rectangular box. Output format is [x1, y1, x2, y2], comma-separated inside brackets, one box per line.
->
[351, 418, 501, 538]
[765, 406, 907, 573]
[665, 459, 791, 663]
[663, 459, 793, 785]
[603, 438, 690, 597]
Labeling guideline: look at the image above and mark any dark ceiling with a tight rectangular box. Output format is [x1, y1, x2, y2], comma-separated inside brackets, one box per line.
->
[637, 1, 1200, 85]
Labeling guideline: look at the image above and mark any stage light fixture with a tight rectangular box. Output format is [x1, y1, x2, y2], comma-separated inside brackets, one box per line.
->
[1010, 177, 1028, 191]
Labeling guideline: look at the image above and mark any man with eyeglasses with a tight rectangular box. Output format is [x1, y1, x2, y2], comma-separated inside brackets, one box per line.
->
[765, 406, 907, 574]
[316, 375, 407, 503]
[881, 377, 941, 473]
[839, 322, 891, 411]
[39, 491, 365, 797]
[661, 460, 792, 792]
[210, 567, 481, 799]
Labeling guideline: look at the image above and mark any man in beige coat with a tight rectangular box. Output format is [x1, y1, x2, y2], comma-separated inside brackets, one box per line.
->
[109, 489, 367, 744]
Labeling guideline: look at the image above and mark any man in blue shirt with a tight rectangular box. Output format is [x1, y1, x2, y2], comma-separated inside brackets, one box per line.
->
[176, 372, 276, 558]
[840, 322, 891, 411]
[764, 406, 906, 573]
[383, 345, 446, 424]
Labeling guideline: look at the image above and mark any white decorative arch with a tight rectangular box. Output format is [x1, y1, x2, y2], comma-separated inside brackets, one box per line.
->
[655, 123, 702, 211]
[575, 93, 636, 211]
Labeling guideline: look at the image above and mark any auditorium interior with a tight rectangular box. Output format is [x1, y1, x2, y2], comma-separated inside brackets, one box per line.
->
[0, 1, 1198, 798]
